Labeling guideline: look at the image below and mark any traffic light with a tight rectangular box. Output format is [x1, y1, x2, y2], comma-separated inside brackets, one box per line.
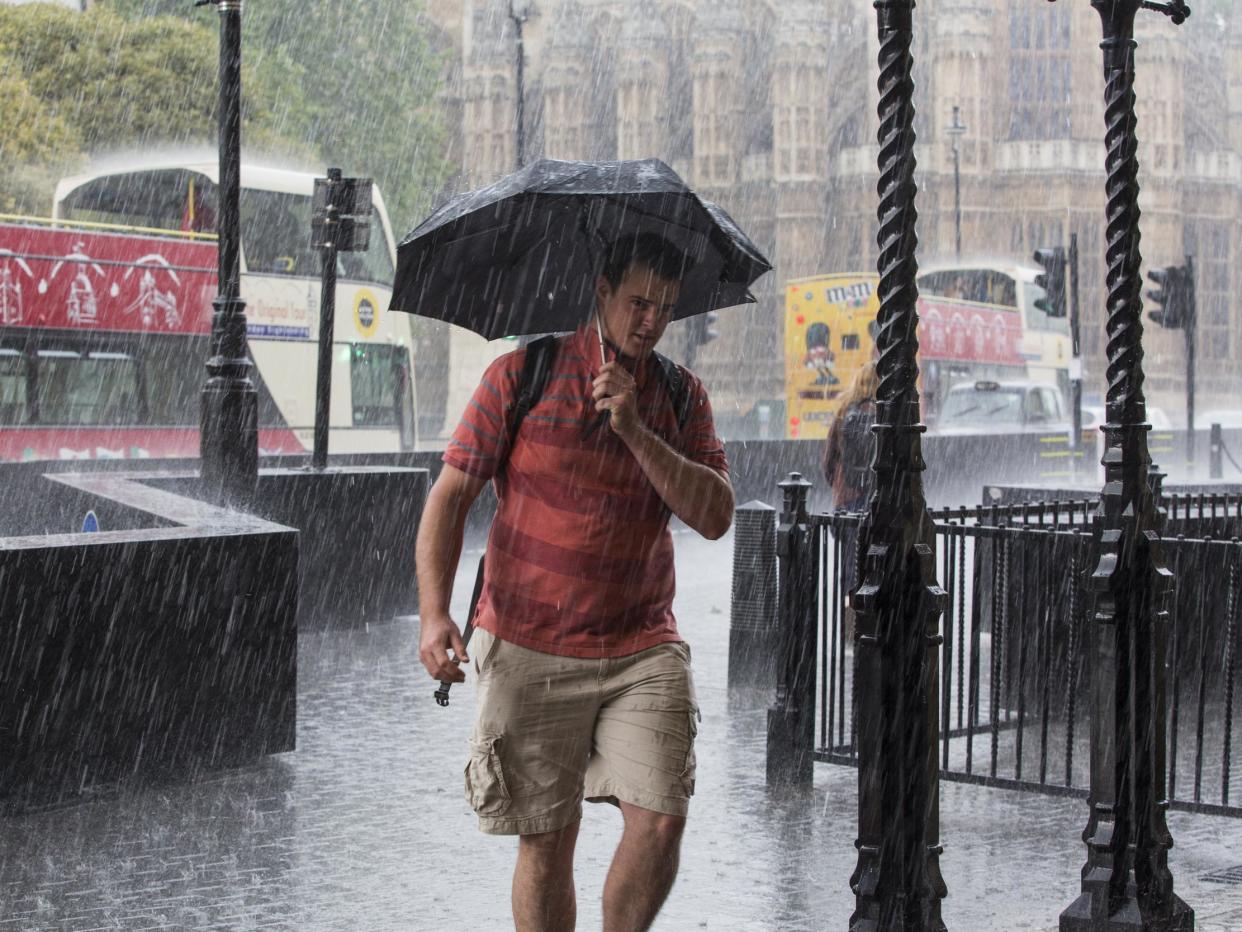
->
[1032, 247, 1067, 317]
[1146, 260, 1195, 330]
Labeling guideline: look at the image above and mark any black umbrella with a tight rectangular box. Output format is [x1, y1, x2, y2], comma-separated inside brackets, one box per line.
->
[389, 158, 772, 339]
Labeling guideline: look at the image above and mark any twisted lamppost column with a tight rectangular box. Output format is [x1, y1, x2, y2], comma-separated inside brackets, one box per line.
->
[1056, 1, 1193, 930]
[199, 0, 258, 503]
[848, 1, 946, 929]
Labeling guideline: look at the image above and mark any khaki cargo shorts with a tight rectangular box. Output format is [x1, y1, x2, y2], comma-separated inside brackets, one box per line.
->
[464, 629, 699, 836]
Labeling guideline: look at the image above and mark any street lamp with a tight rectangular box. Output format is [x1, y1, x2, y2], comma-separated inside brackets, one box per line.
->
[1047, 0, 1195, 929]
[509, 0, 533, 169]
[849, 1, 947, 928]
[197, 0, 257, 503]
[946, 104, 967, 260]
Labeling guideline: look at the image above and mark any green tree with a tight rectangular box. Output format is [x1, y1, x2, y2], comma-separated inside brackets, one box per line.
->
[0, 53, 82, 213]
[102, 0, 451, 232]
[0, 3, 318, 211]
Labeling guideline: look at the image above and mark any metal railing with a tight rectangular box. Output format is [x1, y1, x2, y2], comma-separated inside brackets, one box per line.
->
[805, 503, 1241, 817]
[0, 212, 219, 242]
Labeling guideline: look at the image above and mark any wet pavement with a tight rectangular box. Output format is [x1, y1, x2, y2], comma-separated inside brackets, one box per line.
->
[2, 529, 1242, 931]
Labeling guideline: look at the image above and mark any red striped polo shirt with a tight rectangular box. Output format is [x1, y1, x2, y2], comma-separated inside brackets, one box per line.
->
[443, 324, 729, 658]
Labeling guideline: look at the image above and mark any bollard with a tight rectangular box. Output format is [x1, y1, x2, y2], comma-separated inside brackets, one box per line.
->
[766, 472, 816, 788]
[1211, 423, 1223, 479]
[729, 501, 778, 690]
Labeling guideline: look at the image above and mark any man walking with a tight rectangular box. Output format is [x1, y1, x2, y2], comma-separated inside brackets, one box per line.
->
[416, 232, 733, 932]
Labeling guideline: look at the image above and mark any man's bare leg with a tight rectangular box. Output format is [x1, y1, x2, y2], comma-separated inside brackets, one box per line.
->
[602, 802, 686, 932]
[513, 819, 580, 932]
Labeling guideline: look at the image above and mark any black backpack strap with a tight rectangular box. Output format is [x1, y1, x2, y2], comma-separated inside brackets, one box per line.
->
[652, 351, 694, 432]
[498, 335, 559, 472]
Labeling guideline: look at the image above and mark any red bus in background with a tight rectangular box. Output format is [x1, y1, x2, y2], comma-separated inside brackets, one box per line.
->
[0, 159, 415, 462]
[784, 263, 1071, 439]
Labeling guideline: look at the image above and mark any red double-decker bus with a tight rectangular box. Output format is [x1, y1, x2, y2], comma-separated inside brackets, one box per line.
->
[0, 159, 415, 462]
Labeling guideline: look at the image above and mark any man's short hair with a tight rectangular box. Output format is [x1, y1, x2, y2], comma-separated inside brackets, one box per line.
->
[601, 232, 694, 288]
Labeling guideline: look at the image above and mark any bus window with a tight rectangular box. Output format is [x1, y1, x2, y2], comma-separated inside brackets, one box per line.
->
[350, 343, 407, 428]
[240, 189, 318, 277]
[337, 214, 395, 285]
[35, 350, 143, 426]
[0, 349, 28, 424]
[142, 336, 206, 426]
[239, 190, 394, 286]
[140, 334, 286, 428]
[919, 269, 1017, 308]
[59, 169, 215, 233]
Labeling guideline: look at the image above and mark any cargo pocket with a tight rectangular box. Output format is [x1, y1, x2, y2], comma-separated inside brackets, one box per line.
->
[680, 709, 699, 796]
[464, 734, 511, 816]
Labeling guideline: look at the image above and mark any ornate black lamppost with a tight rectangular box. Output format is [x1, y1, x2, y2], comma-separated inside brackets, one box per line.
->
[1052, 1, 1195, 930]
[197, 0, 257, 502]
[848, 1, 947, 929]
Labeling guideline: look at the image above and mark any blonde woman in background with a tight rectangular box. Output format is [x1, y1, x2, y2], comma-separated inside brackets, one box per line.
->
[821, 360, 879, 615]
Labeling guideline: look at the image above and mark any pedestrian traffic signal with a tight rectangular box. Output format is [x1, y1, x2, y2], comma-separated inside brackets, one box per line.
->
[1146, 260, 1195, 330]
[1032, 247, 1067, 318]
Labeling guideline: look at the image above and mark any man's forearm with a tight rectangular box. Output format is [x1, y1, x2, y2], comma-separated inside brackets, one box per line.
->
[617, 423, 733, 539]
[416, 485, 468, 620]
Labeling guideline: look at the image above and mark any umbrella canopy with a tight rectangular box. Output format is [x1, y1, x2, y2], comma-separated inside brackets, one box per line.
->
[389, 158, 772, 340]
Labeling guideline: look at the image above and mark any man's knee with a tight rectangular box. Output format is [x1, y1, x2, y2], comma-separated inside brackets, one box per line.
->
[623, 806, 686, 853]
[518, 823, 579, 866]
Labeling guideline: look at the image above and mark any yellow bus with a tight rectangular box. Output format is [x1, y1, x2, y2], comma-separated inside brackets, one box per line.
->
[784, 262, 1071, 439]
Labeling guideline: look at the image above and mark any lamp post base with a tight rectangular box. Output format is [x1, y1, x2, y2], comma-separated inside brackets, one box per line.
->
[1060, 891, 1194, 932]
[200, 383, 258, 505]
[200, 293, 258, 505]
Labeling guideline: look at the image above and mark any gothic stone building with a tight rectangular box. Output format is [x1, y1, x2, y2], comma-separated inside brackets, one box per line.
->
[423, 0, 1242, 439]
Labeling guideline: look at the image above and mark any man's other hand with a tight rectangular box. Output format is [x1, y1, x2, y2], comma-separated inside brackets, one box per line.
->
[419, 614, 469, 682]
[593, 361, 640, 436]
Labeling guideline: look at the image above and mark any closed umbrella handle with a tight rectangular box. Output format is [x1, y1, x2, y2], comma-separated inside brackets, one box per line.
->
[433, 618, 475, 707]
[434, 554, 486, 707]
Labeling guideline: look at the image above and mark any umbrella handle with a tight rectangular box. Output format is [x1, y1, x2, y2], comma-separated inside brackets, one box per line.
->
[433, 555, 486, 707]
[594, 310, 608, 366]
[433, 619, 475, 707]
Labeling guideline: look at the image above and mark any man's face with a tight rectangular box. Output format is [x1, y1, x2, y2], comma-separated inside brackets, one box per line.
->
[595, 262, 681, 360]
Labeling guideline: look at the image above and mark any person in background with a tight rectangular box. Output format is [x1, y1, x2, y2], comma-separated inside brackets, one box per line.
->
[821, 360, 879, 614]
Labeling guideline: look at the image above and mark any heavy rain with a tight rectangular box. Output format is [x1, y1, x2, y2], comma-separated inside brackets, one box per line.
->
[1, 0, 1241, 930]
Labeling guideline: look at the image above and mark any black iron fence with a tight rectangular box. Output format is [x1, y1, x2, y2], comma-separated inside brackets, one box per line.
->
[805, 495, 1241, 817]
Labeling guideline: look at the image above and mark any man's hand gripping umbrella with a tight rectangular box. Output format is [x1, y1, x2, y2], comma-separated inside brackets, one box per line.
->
[431, 555, 485, 706]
